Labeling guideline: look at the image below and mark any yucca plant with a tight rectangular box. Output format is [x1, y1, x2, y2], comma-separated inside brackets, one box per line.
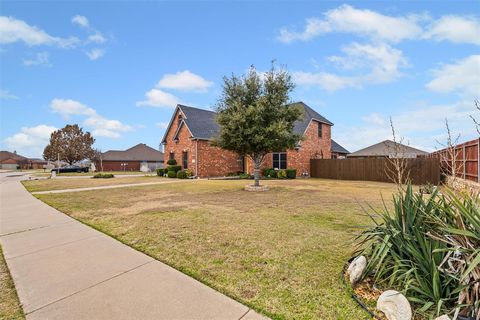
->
[428, 190, 480, 319]
[356, 185, 479, 319]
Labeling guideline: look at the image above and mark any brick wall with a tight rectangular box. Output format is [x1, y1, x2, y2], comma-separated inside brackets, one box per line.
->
[99, 161, 142, 171]
[245, 120, 332, 176]
[163, 109, 242, 177]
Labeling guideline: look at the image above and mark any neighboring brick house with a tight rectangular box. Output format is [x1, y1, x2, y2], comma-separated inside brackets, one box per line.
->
[161, 102, 347, 178]
[0, 151, 47, 170]
[98, 143, 164, 172]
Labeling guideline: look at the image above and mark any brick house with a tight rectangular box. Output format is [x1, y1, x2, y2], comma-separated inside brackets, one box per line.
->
[331, 140, 350, 159]
[161, 102, 346, 178]
[98, 143, 164, 172]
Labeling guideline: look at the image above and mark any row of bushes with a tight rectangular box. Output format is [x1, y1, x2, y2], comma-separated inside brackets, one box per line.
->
[156, 167, 192, 179]
[262, 168, 296, 179]
[92, 173, 114, 179]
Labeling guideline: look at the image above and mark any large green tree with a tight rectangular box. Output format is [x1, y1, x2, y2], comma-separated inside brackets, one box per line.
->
[43, 124, 95, 165]
[214, 64, 302, 187]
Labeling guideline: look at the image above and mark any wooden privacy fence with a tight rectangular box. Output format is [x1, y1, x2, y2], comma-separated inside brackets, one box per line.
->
[310, 158, 440, 185]
[429, 138, 480, 183]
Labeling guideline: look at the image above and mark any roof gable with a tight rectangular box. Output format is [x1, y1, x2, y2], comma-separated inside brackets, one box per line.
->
[102, 143, 164, 161]
[349, 140, 428, 157]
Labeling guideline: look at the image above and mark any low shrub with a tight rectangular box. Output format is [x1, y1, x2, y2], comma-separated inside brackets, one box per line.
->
[92, 173, 114, 179]
[156, 168, 165, 176]
[277, 169, 287, 179]
[167, 159, 177, 166]
[239, 173, 252, 179]
[167, 171, 177, 178]
[286, 168, 297, 179]
[177, 170, 188, 179]
[184, 169, 193, 178]
[262, 168, 277, 178]
[167, 165, 181, 173]
[262, 168, 273, 176]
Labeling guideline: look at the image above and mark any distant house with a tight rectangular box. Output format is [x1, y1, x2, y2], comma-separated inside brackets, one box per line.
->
[348, 140, 428, 158]
[331, 140, 350, 159]
[0, 151, 47, 170]
[98, 143, 164, 172]
[161, 102, 337, 177]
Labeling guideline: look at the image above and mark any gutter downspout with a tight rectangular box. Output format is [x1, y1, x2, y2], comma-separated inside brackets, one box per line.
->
[195, 139, 199, 178]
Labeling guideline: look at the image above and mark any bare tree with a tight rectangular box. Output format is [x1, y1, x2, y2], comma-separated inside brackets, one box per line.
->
[91, 149, 103, 172]
[384, 118, 411, 187]
[435, 119, 461, 184]
[470, 99, 480, 135]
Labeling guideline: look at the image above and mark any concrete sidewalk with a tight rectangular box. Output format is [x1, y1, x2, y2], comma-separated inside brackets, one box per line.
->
[0, 173, 267, 320]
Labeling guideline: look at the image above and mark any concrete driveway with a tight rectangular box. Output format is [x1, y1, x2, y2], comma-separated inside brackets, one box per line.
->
[0, 172, 267, 319]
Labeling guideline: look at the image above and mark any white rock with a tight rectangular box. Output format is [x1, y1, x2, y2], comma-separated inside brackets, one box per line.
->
[377, 290, 412, 320]
[347, 255, 367, 285]
[434, 316, 450, 320]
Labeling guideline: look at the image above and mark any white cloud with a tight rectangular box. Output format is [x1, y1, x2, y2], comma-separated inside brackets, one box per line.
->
[136, 88, 180, 108]
[294, 42, 408, 91]
[0, 89, 18, 100]
[156, 122, 169, 129]
[426, 55, 480, 97]
[4, 124, 57, 157]
[362, 113, 386, 126]
[88, 32, 106, 44]
[72, 15, 89, 28]
[0, 16, 79, 48]
[49, 98, 132, 138]
[278, 5, 423, 43]
[157, 70, 213, 92]
[23, 51, 50, 66]
[335, 100, 475, 152]
[85, 48, 105, 60]
[84, 115, 132, 138]
[50, 98, 96, 118]
[425, 15, 480, 45]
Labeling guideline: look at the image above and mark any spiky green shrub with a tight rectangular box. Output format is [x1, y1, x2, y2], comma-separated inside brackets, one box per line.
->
[357, 185, 479, 319]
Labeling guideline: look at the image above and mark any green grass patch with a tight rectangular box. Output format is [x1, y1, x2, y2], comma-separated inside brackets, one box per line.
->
[35, 179, 396, 319]
[0, 246, 25, 320]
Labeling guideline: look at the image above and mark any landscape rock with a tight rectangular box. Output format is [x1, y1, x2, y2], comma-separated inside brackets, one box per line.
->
[434, 316, 450, 320]
[347, 255, 367, 285]
[377, 290, 412, 320]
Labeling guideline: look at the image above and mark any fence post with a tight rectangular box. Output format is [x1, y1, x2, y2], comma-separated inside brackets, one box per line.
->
[478, 138, 480, 183]
[463, 144, 466, 179]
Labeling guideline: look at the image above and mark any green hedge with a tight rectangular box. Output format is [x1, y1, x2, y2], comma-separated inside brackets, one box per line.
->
[286, 168, 297, 179]
[167, 165, 182, 173]
[92, 173, 114, 179]
[167, 171, 177, 178]
[166, 159, 177, 165]
[277, 169, 287, 179]
[177, 170, 188, 179]
[156, 168, 165, 176]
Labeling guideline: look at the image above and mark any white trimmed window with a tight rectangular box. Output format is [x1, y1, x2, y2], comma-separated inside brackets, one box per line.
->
[272, 152, 287, 170]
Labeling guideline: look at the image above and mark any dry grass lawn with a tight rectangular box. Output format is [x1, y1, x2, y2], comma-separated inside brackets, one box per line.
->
[22, 176, 168, 192]
[34, 179, 397, 319]
[0, 246, 24, 320]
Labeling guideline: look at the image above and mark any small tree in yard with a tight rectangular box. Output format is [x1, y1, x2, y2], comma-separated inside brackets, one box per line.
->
[214, 64, 302, 187]
[43, 124, 95, 165]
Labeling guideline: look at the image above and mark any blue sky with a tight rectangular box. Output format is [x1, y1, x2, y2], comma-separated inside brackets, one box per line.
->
[1, 1, 479, 158]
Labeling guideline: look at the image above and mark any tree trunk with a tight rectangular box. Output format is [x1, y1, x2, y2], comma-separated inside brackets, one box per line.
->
[252, 155, 263, 187]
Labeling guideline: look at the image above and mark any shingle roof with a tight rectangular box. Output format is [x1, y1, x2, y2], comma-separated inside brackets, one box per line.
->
[102, 144, 164, 161]
[0, 151, 27, 162]
[331, 140, 350, 154]
[178, 104, 220, 140]
[163, 102, 333, 142]
[348, 140, 428, 157]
